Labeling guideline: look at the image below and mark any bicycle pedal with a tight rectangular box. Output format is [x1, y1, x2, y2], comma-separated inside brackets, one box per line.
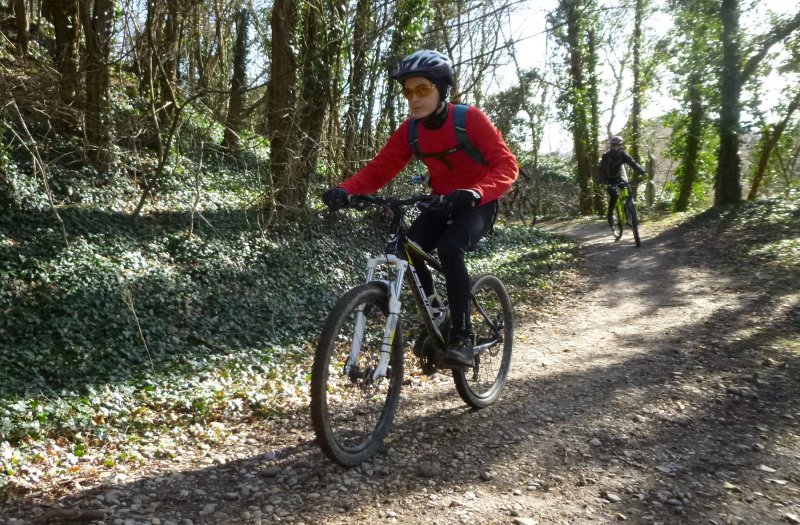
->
[441, 354, 474, 370]
[439, 361, 470, 371]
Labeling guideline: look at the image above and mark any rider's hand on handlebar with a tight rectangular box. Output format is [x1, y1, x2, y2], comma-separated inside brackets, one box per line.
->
[444, 189, 480, 213]
[323, 187, 350, 211]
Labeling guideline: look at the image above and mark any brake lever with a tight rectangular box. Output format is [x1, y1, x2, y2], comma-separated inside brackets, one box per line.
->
[415, 195, 444, 211]
[348, 196, 370, 210]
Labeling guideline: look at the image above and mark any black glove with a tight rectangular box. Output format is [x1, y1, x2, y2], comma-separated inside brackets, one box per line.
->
[322, 187, 349, 211]
[444, 189, 479, 214]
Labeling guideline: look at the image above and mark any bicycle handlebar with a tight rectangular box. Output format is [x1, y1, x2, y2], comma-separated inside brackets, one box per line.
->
[348, 194, 444, 210]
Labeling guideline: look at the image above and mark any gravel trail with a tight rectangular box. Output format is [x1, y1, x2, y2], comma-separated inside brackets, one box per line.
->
[4, 218, 799, 525]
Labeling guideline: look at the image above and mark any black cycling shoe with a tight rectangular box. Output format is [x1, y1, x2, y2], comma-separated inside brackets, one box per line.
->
[443, 335, 474, 369]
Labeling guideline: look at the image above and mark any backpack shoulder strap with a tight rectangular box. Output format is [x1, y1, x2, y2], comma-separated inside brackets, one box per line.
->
[453, 104, 488, 166]
[406, 106, 489, 168]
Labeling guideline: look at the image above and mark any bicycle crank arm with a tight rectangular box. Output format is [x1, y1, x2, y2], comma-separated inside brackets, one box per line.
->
[473, 337, 502, 354]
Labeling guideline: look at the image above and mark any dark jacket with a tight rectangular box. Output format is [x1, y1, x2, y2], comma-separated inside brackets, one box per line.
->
[598, 150, 646, 184]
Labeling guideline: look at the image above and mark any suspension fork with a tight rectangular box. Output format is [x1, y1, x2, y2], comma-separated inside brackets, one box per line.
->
[345, 254, 408, 381]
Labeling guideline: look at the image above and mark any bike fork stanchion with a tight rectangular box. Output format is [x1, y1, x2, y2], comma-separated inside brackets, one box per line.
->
[365, 255, 408, 381]
[345, 256, 382, 377]
[373, 294, 401, 381]
[345, 306, 367, 377]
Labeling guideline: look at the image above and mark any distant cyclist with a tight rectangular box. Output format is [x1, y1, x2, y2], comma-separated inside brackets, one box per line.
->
[598, 135, 646, 226]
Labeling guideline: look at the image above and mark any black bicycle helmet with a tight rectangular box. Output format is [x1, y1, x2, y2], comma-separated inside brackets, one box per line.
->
[390, 49, 454, 86]
[609, 135, 624, 146]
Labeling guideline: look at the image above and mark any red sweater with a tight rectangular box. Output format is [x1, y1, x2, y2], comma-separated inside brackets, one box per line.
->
[338, 104, 518, 205]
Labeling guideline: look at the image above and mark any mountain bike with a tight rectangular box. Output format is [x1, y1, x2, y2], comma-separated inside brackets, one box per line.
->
[608, 180, 641, 247]
[310, 194, 514, 467]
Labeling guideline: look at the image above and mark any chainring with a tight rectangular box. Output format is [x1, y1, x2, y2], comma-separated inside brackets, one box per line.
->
[413, 331, 445, 375]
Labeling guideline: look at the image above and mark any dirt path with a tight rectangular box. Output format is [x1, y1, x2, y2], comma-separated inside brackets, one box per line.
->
[4, 218, 800, 525]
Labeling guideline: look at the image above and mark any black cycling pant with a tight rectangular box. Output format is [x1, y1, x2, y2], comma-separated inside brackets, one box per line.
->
[606, 185, 619, 219]
[406, 199, 498, 338]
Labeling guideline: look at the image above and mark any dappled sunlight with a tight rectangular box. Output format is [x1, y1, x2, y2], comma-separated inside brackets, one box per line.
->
[13, 306, 797, 523]
[3, 202, 798, 522]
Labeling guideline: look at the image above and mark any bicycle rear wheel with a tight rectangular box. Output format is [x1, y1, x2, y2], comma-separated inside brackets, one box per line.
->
[453, 274, 513, 408]
[310, 283, 404, 467]
[518, 195, 537, 227]
[626, 200, 641, 247]
[611, 206, 623, 241]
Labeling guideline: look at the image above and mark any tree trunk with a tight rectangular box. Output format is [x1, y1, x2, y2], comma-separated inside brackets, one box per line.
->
[266, 0, 298, 216]
[675, 80, 704, 212]
[81, 0, 115, 170]
[587, 27, 603, 215]
[160, 0, 182, 116]
[714, 0, 743, 206]
[358, 43, 383, 160]
[292, 0, 329, 209]
[343, 0, 372, 172]
[747, 89, 800, 200]
[42, 0, 81, 110]
[224, 8, 248, 151]
[645, 153, 655, 206]
[138, 0, 157, 99]
[563, 0, 592, 215]
[380, 0, 422, 151]
[12, 0, 29, 56]
[630, 0, 644, 163]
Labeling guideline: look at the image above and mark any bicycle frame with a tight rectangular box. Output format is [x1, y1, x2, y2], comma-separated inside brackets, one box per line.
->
[614, 182, 631, 223]
[344, 197, 445, 383]
[343, 195, 503, 383]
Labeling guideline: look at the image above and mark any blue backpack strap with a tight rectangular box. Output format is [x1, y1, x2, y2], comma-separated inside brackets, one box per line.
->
[453, 104, 488, 166]
[407, 105, 488, 168]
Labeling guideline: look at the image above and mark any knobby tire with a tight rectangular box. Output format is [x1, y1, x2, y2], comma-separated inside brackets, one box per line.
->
[453, 274, 514, 408]
[611, 206, 623, 241]
[310, 283, 404, 467]
[626, 200, 641, 247]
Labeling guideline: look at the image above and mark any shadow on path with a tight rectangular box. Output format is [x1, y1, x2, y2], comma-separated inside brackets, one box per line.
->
[4, 215, 800, 524]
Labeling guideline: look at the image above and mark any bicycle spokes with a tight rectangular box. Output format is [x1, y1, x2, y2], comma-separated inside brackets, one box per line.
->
[310, 284, 403, 467]
[453, 274, 513, 409]
[611, 207, 623, 240]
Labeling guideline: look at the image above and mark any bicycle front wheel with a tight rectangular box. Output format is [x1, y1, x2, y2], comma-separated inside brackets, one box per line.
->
[611, 206, 623, 241]
[454, 274, 514, 408]
[310, 283, 404, 467]
[626, 200, 641, 247]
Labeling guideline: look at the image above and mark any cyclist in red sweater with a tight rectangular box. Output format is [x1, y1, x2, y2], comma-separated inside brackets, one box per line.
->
[323, 49, 518, 369]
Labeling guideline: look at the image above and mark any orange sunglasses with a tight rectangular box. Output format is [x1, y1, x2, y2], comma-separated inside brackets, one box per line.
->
[402, 83, 437, 100]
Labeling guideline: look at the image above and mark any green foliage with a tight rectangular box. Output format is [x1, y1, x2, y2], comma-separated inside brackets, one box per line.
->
[0, 198, 580, 495]
[483, 82, 529, 153]
[394, 0, 432, 49]
[534, 154, 580, 219]
[1, 118, 267, 214]
[765, 122, 800, 196]
[662, 110, 719, 210]
[469, 223, 580, 308]
[687, 193, 800, 272]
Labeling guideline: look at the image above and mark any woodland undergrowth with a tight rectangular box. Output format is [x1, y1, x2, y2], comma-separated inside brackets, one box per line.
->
[0, 174, 581, 498]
